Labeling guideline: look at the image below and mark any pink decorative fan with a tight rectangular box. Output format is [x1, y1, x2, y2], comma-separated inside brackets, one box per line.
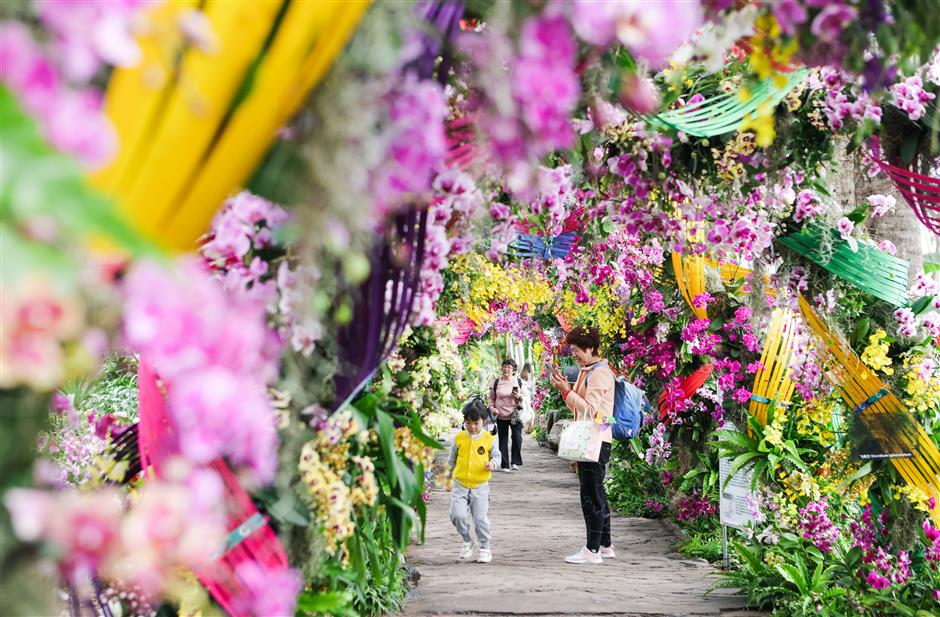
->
[871, 154, 940, 236]
[451, 316, 476, 345]
[137, 362, 289, 617]
[446, 113, 482, 170]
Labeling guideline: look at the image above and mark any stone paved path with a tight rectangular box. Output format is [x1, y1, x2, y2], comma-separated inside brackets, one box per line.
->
[403, 433, 750, 617]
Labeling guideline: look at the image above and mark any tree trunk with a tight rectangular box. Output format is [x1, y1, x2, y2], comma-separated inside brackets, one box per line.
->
[831, 140, 939, 283]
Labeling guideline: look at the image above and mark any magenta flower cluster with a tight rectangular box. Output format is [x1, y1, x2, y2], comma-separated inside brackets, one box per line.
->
[460, 14, 578, 194]
[847, 504, 930, 591]
[798, 499, 840, 553]
[372, 75, 448, 222]
[0, 22, 116, 168]
[681, 319, 722, 356]
[513, 16, 579, 159]
[412, 168, 483, 326]
[564, 0, 702, 70]
[202, 191, 288, 303]
[894, 307, 918, 338]
[644, 422, 672, 466]
[891, 75, 936, 122]
[676, 492, 718, 524]
[123, 259, 282, 483]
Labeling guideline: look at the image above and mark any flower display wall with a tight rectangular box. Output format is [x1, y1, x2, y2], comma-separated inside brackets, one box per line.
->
[3, 1, 940, 616]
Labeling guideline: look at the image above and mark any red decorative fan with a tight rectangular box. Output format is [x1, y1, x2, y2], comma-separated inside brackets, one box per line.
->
[871, 154, 940, 236]
[658, 364, 713, 421]
[137, 362, 289, 617]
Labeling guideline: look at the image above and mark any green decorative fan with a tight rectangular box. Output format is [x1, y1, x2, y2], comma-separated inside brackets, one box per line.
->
[778, 226, 910, 307]
[654, 69, 808, 137]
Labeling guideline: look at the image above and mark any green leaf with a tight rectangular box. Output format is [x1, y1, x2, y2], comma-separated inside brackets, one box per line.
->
[715, 430, 758, 451]
[731, 541, 767, 574]
[724, 451, 762, 490]
[836, 461, 873, 492]
[900, 133, 920, 166]
[295, 591, 354, 616]
[924, 252, 940, 274]
[375, 410, 399, 490]
[847, 202, 869, 225]
[911, 295, 933, 315]
[891, 604, 915, 617]
[851, 316, 871, 347]
[0, 85, 157, 273]
[776, 563, 808, 594]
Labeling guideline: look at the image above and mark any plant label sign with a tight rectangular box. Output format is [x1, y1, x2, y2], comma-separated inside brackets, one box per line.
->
[718, 456, 756, 529]
[718, 424, 757, 530]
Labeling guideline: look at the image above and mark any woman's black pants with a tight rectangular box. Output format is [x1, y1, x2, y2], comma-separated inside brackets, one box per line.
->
[496, 419, 523, 468]
[579, 441, 612, 552]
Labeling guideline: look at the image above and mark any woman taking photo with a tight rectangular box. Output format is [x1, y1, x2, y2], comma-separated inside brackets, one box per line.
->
[488, 359, 525, 471]
[548, 325, 615, 565]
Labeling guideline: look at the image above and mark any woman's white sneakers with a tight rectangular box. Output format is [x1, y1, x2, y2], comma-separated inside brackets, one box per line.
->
[600, 546, 615, 559]
[476, 548, 493, 563]
[459, 541, 474, 560]
[511, 464, 520, 471]
[564, 546, 603, 564]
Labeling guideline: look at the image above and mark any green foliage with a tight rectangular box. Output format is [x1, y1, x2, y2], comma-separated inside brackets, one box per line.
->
[67, 355, 140, 422]
[714, 407, 816, 492]
[605, 440, 669, 518]
[0, 86, 156, 291]
[350, 391, 440, 549]
[531, 421, 547, 445]
[675, 525, 723, 563]
[314, 516, 410, 617]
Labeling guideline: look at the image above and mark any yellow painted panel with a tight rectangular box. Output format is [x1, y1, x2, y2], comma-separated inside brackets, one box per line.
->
[163, 1, 368, 248]
[120, 1, 285, 239]
[90, 1, 196, 197]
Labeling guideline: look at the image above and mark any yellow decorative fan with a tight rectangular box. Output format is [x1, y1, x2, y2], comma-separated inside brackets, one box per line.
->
[90, 0, 369, 250]
[705, 258, 751, 286]
[748, 308, 797, 426]
[799, 295, 940, 524]
[672, 251, 707, 320]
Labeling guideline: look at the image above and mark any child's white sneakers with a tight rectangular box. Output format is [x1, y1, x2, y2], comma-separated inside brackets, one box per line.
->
[476, 548, 492, 563]
[565, 546, 603, 564]
[459, 541, 474, 560]
[600, 546, 616, 559]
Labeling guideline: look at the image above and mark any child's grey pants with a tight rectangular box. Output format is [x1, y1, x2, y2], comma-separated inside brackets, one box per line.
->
[450, 482, 491, 549]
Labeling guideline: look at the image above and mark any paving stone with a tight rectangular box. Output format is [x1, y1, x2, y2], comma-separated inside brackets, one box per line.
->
[403, 434, 749, 616]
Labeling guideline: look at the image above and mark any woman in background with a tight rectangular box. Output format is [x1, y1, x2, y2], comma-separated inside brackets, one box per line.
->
[488, 359, 525, 471]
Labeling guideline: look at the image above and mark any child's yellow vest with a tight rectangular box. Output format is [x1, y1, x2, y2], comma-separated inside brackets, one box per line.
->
[452, 431, 495, 489]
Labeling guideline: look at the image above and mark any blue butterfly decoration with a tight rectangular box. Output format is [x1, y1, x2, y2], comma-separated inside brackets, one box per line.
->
[510, 232, 576, 259]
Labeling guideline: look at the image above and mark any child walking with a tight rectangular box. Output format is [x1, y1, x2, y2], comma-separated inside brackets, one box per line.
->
[448, 398, 500, 563]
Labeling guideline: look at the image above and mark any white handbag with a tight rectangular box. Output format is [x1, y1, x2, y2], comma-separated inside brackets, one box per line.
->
[557, 420, 603, 462]
[518, 391, 534, 426]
